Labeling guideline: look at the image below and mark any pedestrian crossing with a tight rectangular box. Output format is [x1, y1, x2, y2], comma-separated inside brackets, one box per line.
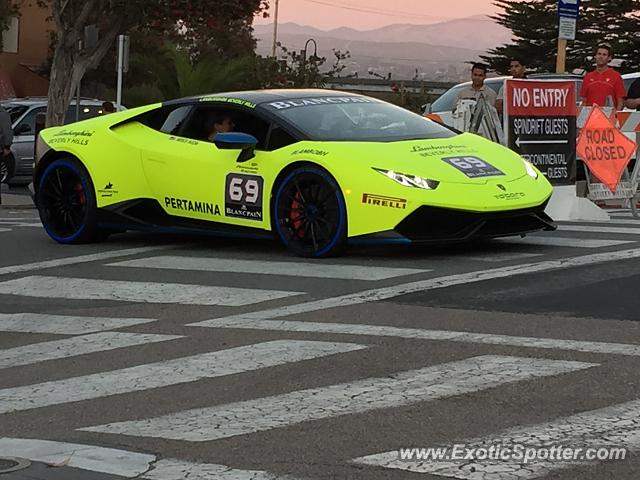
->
[1, 214, 640, 478]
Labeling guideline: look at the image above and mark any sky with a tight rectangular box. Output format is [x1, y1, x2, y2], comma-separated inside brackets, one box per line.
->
[254, 0, 501, 30]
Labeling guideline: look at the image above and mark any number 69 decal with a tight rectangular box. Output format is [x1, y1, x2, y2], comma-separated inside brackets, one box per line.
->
[442, 155, 505, 178]
[225, 174, 264, 220]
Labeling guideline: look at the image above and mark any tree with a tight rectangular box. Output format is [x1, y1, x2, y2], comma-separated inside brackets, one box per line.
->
[40, 0, 268, 126]
[482, 0, 640, 74]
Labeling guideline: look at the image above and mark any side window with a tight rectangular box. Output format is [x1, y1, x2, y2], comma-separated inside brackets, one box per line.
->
[431, 85, 465, 113]
[180, 106, 271, 149]
[14, 107, 46, 136]
[266, 125, 297, 151]
[136, 105, 193, 134]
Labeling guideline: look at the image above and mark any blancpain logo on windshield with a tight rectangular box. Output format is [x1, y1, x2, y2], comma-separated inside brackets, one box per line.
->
[267, 97, 374, 110]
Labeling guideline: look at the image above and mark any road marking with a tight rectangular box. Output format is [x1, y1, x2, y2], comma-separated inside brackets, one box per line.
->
[108, 255, 428, 280]
[0, 246, 174, 276]
[143, 459, 299, 479]
[0, 227, 10, 232]
[559, 224, 640, 235]
[191, 319, 640, 357]
[0, 313, 155, 334]
[190, 247, 640, 324]
[0, 438, 155, 478]
[0, 332, 182, 369]
[461, 252, 543, 262]
[81, 356, 595, 442]
[0, 340, 365, 414]
[0, 275, 303, 306]
[0, 438, 298, 479]
[566, 218, 640, 226]
[500, 236, 634, 248]
[353, 398, 640, 479]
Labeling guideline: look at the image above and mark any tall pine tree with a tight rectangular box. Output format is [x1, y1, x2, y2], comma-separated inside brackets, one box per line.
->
[482, 0, 640, 74]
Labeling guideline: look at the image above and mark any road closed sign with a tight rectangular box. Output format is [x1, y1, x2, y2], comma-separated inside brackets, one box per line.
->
[576, 106, 637, 192]
[505, 79, 577, 185]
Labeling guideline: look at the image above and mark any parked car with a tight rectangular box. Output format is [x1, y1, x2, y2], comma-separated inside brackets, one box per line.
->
[424, 73, 583, 122]
[1, 98, 120, 185]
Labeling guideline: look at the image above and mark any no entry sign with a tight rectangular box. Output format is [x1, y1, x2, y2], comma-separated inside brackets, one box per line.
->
[505, 79, 577, 185]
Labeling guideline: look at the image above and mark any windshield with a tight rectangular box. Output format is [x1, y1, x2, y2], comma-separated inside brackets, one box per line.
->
[266, 97, 455, 142]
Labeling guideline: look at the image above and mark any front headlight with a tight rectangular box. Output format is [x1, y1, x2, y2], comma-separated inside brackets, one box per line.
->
[373, 168, 439, 190]
[522, 158, 539, 179]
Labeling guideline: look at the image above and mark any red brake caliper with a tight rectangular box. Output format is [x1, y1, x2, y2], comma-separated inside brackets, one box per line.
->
[290, 192, 304, 238]
[74, 183, 86, 206]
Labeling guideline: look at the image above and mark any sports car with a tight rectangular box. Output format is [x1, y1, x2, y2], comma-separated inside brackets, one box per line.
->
[33, 89, 556, 257]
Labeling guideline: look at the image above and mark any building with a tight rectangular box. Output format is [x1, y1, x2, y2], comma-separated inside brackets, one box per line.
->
[0, 2, 50, 98]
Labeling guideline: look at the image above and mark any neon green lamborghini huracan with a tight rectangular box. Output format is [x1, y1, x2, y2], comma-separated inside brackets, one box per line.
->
[33, 89, 555, 257]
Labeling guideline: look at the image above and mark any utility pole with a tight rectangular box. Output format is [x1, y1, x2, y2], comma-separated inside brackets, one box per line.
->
[271, 0, 280, 57]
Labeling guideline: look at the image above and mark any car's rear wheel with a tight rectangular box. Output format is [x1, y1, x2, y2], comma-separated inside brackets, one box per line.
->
[273, 166, 347, 257]
[36, 158, 108, 244]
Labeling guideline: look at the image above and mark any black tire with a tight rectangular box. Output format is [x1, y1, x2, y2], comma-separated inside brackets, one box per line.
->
[36, 157, 108, 244]
[273, 166, 347, 257]
[0, 153, 14, 183]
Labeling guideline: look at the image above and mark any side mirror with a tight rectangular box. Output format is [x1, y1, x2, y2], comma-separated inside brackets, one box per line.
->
[214, 132, 258, 162]
[421, 103, 432, 114]
[14, 123, 31, 135]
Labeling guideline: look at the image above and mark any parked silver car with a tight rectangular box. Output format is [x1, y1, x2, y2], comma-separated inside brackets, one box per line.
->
[1, 98, 115, 184]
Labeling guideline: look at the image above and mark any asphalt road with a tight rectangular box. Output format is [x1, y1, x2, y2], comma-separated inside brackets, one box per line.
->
[1, 200, 640, 479]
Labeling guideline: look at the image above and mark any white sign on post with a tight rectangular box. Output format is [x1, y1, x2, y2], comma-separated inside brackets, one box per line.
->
[559, 16, 577, 40]
[116, 35, 130, 110]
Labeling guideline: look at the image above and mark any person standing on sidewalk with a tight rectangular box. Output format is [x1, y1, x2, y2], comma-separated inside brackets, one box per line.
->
[495, 57, 528, 113]
[0, 104, 13, 183]
[579, 43, 625, 110]
[455, 63, 497, 106]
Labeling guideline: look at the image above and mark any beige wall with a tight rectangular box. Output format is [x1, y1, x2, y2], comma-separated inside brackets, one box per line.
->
[0, 2, 51, 98]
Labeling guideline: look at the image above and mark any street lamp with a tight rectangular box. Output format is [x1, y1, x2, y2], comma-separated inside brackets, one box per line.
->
[301, 38, 318, 63]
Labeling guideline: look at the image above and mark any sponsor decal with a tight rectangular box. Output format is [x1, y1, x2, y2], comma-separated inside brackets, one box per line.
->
[98, 182, 119, 198]
[266, 97, 375, 110]
[164, 196, 221, 216]
[49, 129, 95, 146]
[198, 97, 257, 109]
[168, 136, 199, 146]
[442, 156, 505, 178]
[235, 162, 259, 174]
[494, 192, 525, 201]
[411, 144, 478, 158]
[362, 193, 407, 209]
[291, 148, 329, 156]
[225, 173, 264, 221]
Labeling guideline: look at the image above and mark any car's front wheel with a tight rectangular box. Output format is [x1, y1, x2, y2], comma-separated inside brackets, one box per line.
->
[273, 166, 347, 257]
[36, 157, 108, 244]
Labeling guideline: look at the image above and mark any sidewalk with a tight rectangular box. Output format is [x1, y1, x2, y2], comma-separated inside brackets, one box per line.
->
[0, 185, 35, 209]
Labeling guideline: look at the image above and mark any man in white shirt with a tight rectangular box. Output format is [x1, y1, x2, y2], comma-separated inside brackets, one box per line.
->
[455, 63, 497, 106]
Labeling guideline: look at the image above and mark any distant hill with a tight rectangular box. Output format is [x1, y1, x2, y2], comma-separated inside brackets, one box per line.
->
[253, 15, 511, 53]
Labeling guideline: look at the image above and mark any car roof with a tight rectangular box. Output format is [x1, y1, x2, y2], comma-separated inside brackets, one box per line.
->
[164, 89, 367, 107]
[622, 72, 640, 79]
[450, 73, 582, 90]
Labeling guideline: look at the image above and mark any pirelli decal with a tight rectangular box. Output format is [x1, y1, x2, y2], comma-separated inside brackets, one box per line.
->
[362, 193, 407, 209]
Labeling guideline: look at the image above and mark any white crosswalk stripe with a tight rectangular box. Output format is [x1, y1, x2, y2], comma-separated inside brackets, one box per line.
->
[0, 227, 11, 232]
[500, 236, 634, 248]
[0, 275, 303, 305]
[0, 438, 299, 479]
[559, 224, 640, 235]
[0, 340, 365, 414]
[0, 332, 182, 369]
[108, 255, 429, 280]
[353, 398, 640, 479]
[191, 318, 640, 357]
[0, 313, 155, 334]
[80, 355, 595, 442]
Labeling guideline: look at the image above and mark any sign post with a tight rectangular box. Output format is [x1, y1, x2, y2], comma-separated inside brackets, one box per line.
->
[116, 35, 130, 110]
[556, 0, 580, 73]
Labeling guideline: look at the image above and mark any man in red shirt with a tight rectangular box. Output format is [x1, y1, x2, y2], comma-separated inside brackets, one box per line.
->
[579, 44, 625, 109]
